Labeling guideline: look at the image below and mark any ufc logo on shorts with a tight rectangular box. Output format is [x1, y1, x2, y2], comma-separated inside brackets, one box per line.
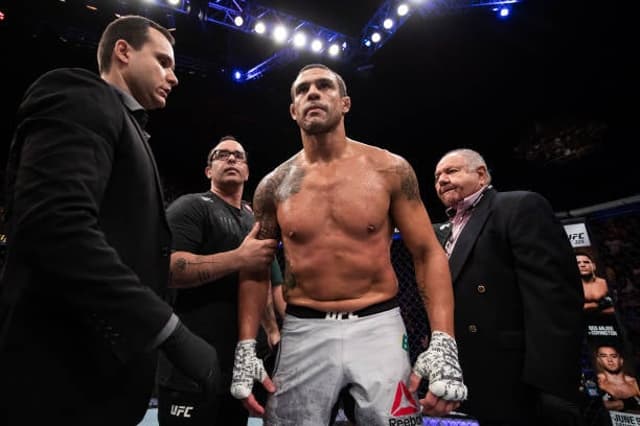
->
[324, 311, 359, 320]
[170, 404, 194, 418]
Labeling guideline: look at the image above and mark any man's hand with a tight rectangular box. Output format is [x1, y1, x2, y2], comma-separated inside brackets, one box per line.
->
[409, 331, 467, 416]
[238, 222, 278, 272]
[231, 339, 276, 416]
[160, 319, 220, 395]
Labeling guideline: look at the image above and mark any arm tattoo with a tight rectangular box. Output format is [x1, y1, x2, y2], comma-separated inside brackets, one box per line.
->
[175, 257, 188, 272]
[253, 175, 281, 240]
[397, 160, 420, 200]
[283, 258, 297, 290]
[197, 269, 212, 284]
[263, 297, 276, 321]
[416, 282, 427, 301]
[174, 257, 225, 286]
[253, 157, 305, 240]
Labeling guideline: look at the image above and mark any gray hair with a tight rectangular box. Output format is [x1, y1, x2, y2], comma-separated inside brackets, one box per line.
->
[441, 148, 492, 184]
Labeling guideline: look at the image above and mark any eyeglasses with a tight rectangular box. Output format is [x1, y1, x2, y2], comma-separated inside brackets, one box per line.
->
[209, 149, 247, 162]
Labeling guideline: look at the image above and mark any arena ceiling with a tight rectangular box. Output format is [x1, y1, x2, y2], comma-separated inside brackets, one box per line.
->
[0, 0, 632, 220]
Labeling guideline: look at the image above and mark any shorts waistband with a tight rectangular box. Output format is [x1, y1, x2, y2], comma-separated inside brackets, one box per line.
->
[285, 298, 398, 320]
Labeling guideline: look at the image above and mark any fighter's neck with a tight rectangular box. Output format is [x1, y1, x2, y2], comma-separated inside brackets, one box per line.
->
[301, 132, 350, 163]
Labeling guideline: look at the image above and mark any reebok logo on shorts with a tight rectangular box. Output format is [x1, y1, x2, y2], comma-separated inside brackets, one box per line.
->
[390, 381, 419, 416]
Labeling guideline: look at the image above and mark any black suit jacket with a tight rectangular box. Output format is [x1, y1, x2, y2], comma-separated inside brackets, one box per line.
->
[439, 187, 584, 422]
[0, 68, 174, 425]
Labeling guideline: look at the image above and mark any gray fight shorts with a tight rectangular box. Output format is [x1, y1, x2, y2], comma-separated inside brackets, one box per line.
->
[265, 301, 423, 426]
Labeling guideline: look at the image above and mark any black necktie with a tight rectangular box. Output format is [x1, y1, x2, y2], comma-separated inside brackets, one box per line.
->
[445, 207, 456, 218]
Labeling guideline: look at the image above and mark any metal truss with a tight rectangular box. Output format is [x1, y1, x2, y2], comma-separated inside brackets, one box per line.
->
[360, 0, 520, 56]
[189, 0, 521, 81]
[57, 0, 522, 81]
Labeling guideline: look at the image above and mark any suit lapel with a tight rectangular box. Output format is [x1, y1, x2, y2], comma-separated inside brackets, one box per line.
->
[434, 222, 452, 246]
[112, 85, 168, 221]
[127, 110, 168, 207]
[448, 188, 496, 283]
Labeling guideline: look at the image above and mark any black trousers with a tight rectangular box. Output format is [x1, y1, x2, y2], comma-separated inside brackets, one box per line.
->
[157, 386, 248, 426]
[475, 391, 586, 426]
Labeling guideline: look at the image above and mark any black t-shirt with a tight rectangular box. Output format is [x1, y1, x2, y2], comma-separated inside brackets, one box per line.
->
[169, 191, 254, 310]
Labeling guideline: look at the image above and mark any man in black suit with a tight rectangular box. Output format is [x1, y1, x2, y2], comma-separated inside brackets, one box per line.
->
[0, 15, 219, 425]
[433, 148, 585, 425]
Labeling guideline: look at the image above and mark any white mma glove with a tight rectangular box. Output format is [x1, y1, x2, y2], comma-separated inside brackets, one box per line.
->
[413, 331, 468, 401]
[230, 339, 268, 399]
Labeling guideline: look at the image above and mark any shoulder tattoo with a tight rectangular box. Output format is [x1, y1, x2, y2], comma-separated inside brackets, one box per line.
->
[274, 159, 306, 203]
[252, 159, 305, 240]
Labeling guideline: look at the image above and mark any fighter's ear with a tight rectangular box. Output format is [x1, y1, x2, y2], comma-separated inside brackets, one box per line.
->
[289, 102, 297, 121]
[342, 96, 351, 114]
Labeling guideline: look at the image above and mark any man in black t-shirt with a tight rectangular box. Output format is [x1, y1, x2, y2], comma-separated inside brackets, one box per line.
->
[156, 135, 280, 426]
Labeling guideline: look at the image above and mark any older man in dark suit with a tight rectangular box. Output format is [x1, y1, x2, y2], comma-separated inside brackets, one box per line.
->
[433, 148, 585, 425]
[0, 15, 219, 426]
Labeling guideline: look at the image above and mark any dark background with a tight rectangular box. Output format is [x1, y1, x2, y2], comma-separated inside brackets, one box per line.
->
[0, 0, 634, 223]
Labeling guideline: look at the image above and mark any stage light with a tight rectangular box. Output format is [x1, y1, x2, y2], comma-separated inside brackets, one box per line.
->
[497, 6, 510, 18]
[293, 32, 307, 48]
[311, 39, 323, 52]
[254, 21, 266, 34]
[0, 10, 4, 21]
[87, 0, 521, 80]
[273, 25, 288, 43]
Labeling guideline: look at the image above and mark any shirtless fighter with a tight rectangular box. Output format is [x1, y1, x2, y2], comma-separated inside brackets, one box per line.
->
[577, 253, 614, 315]
[230, 63, 467, 425]
[597, 345, 640, 412]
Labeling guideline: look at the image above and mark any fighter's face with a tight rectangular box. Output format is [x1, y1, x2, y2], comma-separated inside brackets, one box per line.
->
[289, 67, 350, 135]
[597, 347, 623, 374]
[576, 255, 595, 278]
